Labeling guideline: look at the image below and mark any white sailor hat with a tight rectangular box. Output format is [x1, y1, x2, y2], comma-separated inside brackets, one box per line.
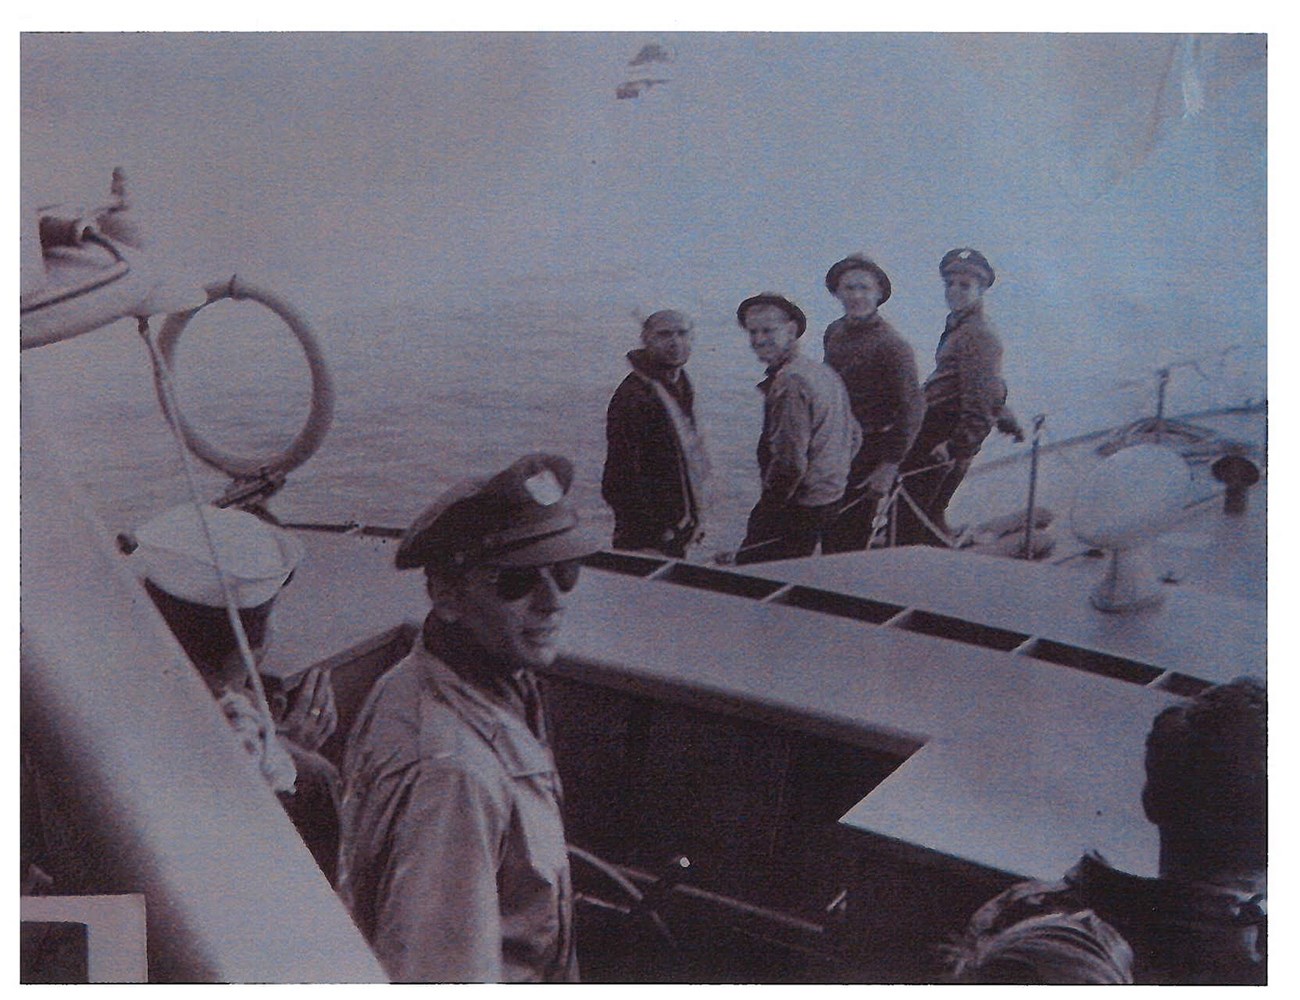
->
[130, 504, 304, 609]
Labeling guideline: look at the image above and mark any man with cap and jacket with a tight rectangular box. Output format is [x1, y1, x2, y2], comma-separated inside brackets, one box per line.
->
[602, 309, 711, 557]
[819, 255, 924, 553]
[128, 503, 342, 881]
[897, 248, 1022, 545]
[337, 453, 598, 983]
[729, 293, 860, 565]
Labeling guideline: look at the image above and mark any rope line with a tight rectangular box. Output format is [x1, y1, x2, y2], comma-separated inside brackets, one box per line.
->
[136, 318, 279, 728]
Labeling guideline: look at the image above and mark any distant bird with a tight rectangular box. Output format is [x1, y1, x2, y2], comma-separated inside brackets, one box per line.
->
[629, 43, 674, 67]
[616, 78, 671, 100]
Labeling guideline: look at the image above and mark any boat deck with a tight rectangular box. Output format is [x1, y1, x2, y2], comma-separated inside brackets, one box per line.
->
[265, 488, 1263, 887]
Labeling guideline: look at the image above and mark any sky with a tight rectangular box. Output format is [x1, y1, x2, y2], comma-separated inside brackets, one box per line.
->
[8, 10, 1296, 991]
[20, 31, 1268, 438]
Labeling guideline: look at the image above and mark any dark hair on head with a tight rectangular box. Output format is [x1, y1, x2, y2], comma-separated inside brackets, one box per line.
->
[144, 579, 273, 680]
[1144, 676, 1266, 858]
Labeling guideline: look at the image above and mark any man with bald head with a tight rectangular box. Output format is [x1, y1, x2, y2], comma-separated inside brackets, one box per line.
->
[602, 309, 711, 558]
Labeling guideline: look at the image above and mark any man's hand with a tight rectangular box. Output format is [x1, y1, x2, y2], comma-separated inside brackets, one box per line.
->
[863, 462, 899, 498]
[996, 410, 1026, 443]
[276, 666, 338, 751]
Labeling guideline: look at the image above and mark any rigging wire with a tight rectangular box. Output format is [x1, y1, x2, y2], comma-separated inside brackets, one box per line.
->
[134, 317, 281, 732]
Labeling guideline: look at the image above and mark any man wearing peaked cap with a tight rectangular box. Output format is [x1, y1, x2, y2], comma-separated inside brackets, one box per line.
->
[338, 453, 597, 983]
[727, 293, 860, 565]
[820, 255, 924, 553]
[896, 248, 1023, 545]
[939, 246, 996, 288]
[130, 503, 342, 881]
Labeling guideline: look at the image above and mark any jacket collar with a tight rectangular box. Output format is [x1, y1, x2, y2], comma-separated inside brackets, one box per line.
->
[841, 311, 886, 335]
[757, 350, 799, 391]
[417, 619, 556, 778]
[628, 347, 686, 384]
[944, 301, 984, 333]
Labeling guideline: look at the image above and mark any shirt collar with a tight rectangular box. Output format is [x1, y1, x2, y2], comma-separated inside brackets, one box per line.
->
[842, 311, 883, 333]
[628, 347, 686, 384]
[758, 351, 797, 389]
[417, 618, 556, 777]
[945, 301, 983, 331]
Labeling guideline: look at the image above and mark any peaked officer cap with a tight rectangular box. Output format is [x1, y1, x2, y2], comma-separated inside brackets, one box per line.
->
[939, 247, 996, 287]
[396, 453, 601, 570]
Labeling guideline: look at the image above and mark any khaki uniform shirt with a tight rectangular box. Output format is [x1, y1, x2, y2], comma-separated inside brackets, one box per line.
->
[337, 640, 577, 982]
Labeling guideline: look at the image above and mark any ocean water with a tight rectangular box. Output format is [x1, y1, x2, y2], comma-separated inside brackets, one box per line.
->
[22, 284, 766, 554]
[21, 273, 1260, 561]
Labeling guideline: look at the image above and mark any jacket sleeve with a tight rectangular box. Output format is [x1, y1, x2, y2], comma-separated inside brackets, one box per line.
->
[949, 331, 1005, 459]
[880, 338, 924, 464]
[761, 377, 813, 502]
[363, 763, 506, 982]
[601, 387, 645, 515]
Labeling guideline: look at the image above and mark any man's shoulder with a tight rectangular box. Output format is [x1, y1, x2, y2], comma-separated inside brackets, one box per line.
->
[951, 310, 1000, 345]
[609, 370, 647, 399]
[608, 369, 660, 410]
[873, 319, 914, 355]
[348, 652, 482, 767]
[788, 354, 848, 394]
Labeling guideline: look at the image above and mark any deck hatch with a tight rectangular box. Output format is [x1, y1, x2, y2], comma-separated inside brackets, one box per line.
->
[658, 563, 788, 600]
[772, 586, 904, 624]
[893, 609, 1031, 652]
[1025, 639, 1163, 686]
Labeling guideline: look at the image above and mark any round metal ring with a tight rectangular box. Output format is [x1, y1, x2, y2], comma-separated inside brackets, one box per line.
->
[153, 277, 335, 480]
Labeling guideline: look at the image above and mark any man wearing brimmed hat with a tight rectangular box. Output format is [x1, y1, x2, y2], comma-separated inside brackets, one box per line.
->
[820, 255, 924, 553]
[897, 248, 1021, 545]
[129, 502, 342, 881]
[602, 309, 712, 558]
[337, 453, 598, 982]
[728, 293, 860, 565]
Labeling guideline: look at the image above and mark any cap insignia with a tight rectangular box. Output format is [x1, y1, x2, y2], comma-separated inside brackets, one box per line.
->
[524, 469, 564, 506]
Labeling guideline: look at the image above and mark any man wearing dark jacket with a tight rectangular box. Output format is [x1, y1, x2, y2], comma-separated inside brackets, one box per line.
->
[897, 248, 1019, 545]
[602, 309, 711, 557]
[820, 254, 924, 553]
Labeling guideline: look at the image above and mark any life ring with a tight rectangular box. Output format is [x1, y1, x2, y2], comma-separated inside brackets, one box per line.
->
[153, 277, 335, 480]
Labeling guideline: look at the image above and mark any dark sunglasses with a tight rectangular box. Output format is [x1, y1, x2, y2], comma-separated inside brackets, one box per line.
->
[488, 560, 582, 601]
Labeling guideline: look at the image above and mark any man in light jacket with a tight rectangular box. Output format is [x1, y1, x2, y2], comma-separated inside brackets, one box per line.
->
[338, 454, 598, 982]
[731, 293, 860, 565]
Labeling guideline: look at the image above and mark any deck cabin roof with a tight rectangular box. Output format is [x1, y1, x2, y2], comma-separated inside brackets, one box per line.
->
[266, 523, 1262, 884]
